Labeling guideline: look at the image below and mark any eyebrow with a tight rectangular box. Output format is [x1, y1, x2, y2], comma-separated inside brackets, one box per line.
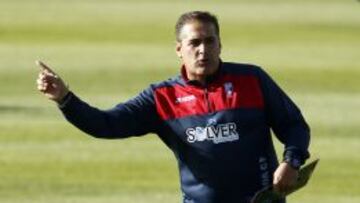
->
[189, 36, 216, 42]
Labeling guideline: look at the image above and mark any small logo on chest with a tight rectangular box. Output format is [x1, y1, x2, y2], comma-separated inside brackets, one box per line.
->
[224, 82, 233, 97]
[176, 95, 196, 104]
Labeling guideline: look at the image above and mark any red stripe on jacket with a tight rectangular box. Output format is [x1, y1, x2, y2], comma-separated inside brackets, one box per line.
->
[154, 75, 264, 120]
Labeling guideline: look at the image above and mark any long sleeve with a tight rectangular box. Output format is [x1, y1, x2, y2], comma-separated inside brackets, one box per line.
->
[59, 88, 160, 139]
[257, 68, 310, 165]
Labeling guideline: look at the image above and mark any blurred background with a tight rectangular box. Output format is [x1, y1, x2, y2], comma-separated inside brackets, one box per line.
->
[0, 0, 359, 202]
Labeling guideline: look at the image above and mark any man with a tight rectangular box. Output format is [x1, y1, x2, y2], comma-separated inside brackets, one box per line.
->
[36, 11, 310, 203]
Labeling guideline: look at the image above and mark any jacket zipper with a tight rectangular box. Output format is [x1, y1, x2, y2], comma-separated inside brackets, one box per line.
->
[204, 87, 212, 113]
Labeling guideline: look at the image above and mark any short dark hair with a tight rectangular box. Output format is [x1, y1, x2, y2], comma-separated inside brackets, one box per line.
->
[175, 11, 220, 42]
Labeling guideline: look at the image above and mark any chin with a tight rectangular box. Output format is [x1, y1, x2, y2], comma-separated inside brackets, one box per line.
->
[197, 66, 215, 75]
[195, 67, 208, 75]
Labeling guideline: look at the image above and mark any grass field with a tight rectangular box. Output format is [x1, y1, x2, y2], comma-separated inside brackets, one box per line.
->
[1, 0, 359, 202]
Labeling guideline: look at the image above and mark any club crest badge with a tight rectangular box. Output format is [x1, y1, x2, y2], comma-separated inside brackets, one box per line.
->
[224, 82, 233, 98]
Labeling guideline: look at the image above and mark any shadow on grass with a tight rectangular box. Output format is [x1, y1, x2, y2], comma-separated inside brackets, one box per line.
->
[0, 105, 45, 114]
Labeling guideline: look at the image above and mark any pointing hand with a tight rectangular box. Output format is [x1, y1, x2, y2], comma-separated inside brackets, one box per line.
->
[36, 60, 69, 103]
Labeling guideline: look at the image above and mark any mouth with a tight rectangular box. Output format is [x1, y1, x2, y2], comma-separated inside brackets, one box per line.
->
[197, 59, 210, 66]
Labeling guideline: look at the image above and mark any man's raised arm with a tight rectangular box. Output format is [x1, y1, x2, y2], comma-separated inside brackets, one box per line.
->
[35, 61, 159, 139]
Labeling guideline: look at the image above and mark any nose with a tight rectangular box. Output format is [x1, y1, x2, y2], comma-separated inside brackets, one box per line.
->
[198, 42, 206, 56]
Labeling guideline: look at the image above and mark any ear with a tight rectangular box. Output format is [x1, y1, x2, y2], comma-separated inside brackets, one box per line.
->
[175, 42, 182, 58]
[219, 38, 222, 55]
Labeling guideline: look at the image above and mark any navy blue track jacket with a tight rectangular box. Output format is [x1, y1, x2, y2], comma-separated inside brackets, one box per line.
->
[59, 62, 310, 203]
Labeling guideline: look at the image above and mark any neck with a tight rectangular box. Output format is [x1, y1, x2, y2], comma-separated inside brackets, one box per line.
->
[187, 74, 207, 85]
[181, 60, 222, 85]
[186, 67, 220, 86]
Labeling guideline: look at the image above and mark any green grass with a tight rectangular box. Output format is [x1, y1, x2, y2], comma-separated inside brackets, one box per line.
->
[0, 0, 359, 202]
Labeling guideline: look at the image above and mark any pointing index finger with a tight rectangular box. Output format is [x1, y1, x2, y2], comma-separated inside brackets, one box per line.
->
[36, 60, 55, 74]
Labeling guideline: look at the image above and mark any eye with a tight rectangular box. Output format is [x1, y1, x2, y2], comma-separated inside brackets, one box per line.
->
[189, 39, 201, 47]
[205, 37, 216, 45]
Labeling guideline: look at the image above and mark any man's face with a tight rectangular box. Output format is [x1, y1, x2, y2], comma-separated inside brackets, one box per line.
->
[176, 21, 221, 81]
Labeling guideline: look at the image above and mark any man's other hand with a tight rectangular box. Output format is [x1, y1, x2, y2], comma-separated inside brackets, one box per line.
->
[272, 162, 299, 195]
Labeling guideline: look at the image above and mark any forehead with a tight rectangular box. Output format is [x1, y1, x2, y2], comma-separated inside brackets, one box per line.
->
[179, 21, 217, 41]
